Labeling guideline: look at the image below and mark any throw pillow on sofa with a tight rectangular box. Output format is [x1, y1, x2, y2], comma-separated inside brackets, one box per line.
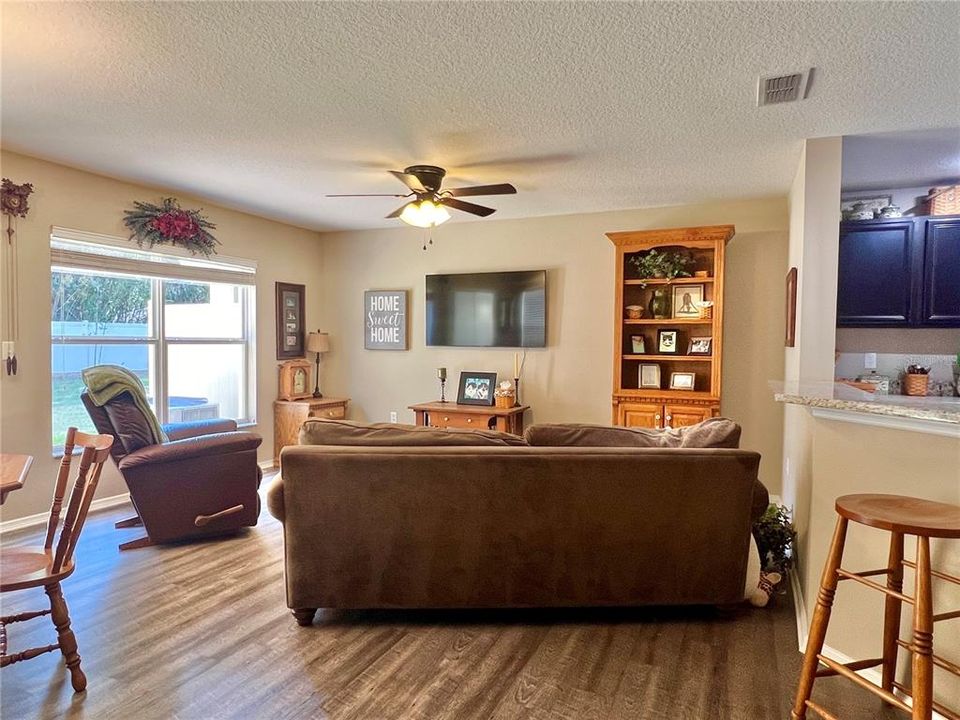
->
[299, 418, 528, 447]
[524, 416, 741, 448]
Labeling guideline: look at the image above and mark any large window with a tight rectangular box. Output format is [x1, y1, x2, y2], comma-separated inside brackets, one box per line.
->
[50, 230, 256, 448]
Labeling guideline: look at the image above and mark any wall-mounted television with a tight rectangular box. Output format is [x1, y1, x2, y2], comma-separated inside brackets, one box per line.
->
[426, 270, 546, 348]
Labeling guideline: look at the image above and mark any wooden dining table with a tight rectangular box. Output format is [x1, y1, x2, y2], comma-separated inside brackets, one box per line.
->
[0, 453, 33, 505]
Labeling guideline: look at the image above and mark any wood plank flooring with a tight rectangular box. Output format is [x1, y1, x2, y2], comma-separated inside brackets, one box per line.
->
[1, 483, 902, 720]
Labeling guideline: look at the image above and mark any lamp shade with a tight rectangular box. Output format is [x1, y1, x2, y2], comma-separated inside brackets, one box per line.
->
[306, 331, 330, 354]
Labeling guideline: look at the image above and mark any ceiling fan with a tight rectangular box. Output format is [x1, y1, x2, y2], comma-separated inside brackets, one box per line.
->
[327, 165, 516, 228]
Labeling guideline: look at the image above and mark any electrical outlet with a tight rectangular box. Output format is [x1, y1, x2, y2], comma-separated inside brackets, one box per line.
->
[864, 352, 877, 371]
[389, 411, 398, 423]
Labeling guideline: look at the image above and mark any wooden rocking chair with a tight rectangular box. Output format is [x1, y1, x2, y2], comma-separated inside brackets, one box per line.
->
[0, 428, 113, 692]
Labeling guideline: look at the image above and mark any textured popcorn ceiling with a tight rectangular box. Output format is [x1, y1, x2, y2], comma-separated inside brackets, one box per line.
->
[2, 1, 958, 231]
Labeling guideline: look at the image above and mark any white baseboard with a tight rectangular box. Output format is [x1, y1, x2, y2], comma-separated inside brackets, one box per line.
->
[0, 492, 131, 535]
[258, 459, 276, 472]
[791, 562, 947, 720]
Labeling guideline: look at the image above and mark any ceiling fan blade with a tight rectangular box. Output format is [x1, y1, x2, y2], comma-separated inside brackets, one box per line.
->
[440, 197, 496, 217]
[385, 203, 411, 219]
[326, 193, 409, 197]
[389, 171, 427, 193]
[446, 183, 517, 197]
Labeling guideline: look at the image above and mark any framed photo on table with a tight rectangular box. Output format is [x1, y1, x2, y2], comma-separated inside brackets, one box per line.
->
[457, 371, 497, 406]
[276, 282, 306, 359]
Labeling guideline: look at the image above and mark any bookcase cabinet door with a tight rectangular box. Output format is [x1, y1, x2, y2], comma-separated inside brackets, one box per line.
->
[618, 402, 662, 429]
[664, 404, 713, 428]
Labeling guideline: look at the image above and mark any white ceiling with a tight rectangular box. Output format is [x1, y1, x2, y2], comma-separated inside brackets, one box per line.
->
[842, 127, 960, 192]
[2, 2, 958, 231]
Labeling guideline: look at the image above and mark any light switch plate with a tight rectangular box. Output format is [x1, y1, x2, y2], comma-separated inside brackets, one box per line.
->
[389, 411, 398, 423]
[864, 352, 877, 370]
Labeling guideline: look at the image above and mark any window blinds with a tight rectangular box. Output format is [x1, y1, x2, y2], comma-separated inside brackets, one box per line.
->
[50, 227, 256, 286]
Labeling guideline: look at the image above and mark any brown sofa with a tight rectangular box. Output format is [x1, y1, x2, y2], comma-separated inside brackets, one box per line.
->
[268, 420, 766, 624]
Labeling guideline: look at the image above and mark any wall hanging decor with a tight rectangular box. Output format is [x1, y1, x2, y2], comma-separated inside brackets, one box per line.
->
[364, 290, 408, 350]
[1, 178, 34, 376]
[123, 197, 219, 256]
[276, 282, 306, 360]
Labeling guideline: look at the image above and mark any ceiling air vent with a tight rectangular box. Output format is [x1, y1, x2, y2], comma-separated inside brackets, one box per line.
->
[757, 69, 814, 107]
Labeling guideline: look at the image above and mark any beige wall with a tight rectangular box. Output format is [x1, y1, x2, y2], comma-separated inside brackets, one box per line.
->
[318, 197, 788, 493]
[0, 151, 323, 521]
[805, 418, 960, 708]
[782, 137, 842, 568]
[836, 327, 960, 355]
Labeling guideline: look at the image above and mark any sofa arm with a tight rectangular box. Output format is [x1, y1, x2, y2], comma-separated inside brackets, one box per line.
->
[119, 431, 262, 471]
[162, 418, 239, 441]
[266, 476, 285, 522]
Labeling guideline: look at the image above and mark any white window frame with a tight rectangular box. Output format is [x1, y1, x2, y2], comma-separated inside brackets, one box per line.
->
[50, 228, 257, 434]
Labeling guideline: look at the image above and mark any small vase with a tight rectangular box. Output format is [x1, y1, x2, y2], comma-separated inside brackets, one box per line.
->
[649, 289, 669, 319]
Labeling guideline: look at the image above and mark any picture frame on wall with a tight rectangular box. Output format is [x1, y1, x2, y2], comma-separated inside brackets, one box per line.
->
[457, 371, 497, 406]
[785, 267, 798, 348]
[671, 284, 704, 318]
[639, 363, 661, 389]
[276, 282, 306, 359]
[364, 290, 409, 350]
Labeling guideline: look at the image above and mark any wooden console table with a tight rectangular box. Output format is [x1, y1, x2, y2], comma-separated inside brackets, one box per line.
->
[0, 453, 32, 505]
[408, 401, 529, 436]
[274, 397, 350, 466]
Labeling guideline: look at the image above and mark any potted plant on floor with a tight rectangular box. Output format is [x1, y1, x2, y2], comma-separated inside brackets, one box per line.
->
[751, 504, 796, 606]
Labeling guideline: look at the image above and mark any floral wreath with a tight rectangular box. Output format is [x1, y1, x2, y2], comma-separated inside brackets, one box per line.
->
[123, 197, 219, 256]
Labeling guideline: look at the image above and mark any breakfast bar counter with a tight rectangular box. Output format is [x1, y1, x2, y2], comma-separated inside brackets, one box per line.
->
[772, 381, 960, 436]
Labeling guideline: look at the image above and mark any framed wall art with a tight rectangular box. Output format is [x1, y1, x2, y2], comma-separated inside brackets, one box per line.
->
[276, 282, 306, 359]
[364, 290, 408, 350]
[785, 267, 797, 348]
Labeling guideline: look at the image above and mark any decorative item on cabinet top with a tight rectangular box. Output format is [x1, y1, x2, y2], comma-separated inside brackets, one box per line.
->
[278, 359, 312, 401]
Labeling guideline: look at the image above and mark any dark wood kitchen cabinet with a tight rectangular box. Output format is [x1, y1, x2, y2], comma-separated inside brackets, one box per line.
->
[837, 214, 960, 328]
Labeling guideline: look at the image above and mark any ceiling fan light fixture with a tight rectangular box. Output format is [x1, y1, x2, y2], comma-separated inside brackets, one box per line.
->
[399, 199, 450, 228]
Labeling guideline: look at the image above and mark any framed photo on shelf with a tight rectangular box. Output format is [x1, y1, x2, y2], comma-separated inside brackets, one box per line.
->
[276, 282, 305, 360]
[657, 329, 679, 354]
[669, 372, 696, 391]
[457, 371, 497, 406]
[639, 363, 661, 389]
[688, 336, 713, 355]
[630, 335, 646, 354]
[671, 284, 704, 318]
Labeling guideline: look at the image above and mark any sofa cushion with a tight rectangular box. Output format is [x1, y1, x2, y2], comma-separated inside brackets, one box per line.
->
[299, 418, 528, 447]
[524, 417, 741, 449]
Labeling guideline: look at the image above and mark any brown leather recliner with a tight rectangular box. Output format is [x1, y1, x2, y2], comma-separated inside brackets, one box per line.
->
[81, 391, 263, 549]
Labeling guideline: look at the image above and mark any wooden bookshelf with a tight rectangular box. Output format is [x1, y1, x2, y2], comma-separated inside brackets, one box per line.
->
[606, 224, 734, 429]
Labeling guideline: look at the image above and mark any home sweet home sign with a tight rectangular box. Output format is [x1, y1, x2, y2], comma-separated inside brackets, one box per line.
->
[364, 290, 408, 350]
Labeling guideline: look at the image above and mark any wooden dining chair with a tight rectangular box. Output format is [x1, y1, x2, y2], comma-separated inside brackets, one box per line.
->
[0, 428, 113, 692]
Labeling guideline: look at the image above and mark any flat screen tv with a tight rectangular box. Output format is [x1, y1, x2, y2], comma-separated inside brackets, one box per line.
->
[426, 270, 546, 347]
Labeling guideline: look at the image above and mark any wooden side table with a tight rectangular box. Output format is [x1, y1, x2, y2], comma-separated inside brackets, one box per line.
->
[0, 454, 32, 505]
[408, 401, 529, 436]
[273, 397, 350, 466]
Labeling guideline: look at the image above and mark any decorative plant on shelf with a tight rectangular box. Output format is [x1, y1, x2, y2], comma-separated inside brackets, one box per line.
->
[628, 248, 694, 284]
[123, 197, 219, 256]
[906, 364, 930, 375]
[753, 504, 796, 575]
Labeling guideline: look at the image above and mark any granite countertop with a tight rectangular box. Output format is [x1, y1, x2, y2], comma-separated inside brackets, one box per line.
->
[771, 381, 960, 425]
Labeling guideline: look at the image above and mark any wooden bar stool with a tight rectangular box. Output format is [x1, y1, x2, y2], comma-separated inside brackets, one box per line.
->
[792, 494, 960, 720]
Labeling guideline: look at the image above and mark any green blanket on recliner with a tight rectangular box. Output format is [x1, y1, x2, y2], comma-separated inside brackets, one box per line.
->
[81, 364, 167, 444]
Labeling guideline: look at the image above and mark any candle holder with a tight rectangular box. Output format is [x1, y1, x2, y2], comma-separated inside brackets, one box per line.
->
[437, 367, 448, 402]
[514, 377, 520, 407]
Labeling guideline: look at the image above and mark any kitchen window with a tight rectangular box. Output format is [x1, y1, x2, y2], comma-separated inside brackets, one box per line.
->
[50, 228, 257, 449]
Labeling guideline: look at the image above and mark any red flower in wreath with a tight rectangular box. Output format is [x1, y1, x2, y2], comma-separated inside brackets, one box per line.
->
[152, 210, 201, 240]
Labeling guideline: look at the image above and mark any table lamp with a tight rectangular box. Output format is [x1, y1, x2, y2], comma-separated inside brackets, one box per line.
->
[306, 331, 330, 398]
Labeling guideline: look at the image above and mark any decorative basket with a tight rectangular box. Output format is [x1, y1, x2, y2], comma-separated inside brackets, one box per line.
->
[495, 395, 514, 409]
[904, 374, 929, 397]
[925, 185, 960, 216]
[698, 305, 714, 320]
